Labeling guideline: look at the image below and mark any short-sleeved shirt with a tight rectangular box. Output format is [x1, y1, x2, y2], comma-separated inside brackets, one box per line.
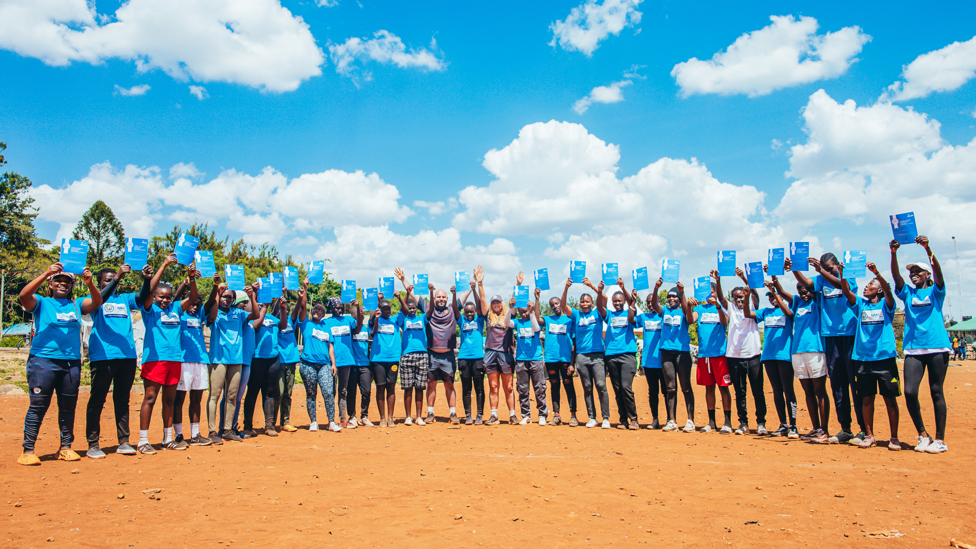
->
[572, 309, 606, 354]
[694, 304, 727, 358]
[370, 315, 402, 362]
[254, 314, 281, 360]
[327, 315, 359, 367]
[209, 307, 250, 364]
[30, 296, 85, 360]
[297, 317, 331, 364]
[180, 308, 209, 364]
[754, 307, 792, 362]
[242, 323, 255, 366]
[636, 312, 663, 368]
[813, 275, 858, 337]
[852, 298, 897, 362]
[790, 295, 823, 354]
[896, 283, 951, 351]
[278, 316, 300, 364]
[400, 312, 429, 355]
[604, 308, 636, 356]
[458, 315, 486, 360]
[141, 302, 183, 363]
[514, 318, 543, 361]
[725, 301, 761, 359]
[352, 329, 370, 366]
[660, 305, 690, 352]
[543, 314, 574, 363]
[88, 293, 139, 361]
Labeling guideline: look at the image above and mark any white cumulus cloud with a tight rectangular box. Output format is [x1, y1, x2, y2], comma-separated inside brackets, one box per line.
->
[573, 80, 631, 114]
[882, 35, 976, 102]
[549, 0, 642, 57]
[329, 30, 444, 83]
[671, 15, 870, 97]
[114, 84, 150, 96]
[188, 85, 208, 100]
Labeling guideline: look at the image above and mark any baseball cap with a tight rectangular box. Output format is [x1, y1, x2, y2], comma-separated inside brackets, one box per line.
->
[906, 263, 932, 274]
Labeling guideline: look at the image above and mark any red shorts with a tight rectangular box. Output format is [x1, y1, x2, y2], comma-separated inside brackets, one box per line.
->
[696, 356, 731, 386]
[141, 360, 182, 386]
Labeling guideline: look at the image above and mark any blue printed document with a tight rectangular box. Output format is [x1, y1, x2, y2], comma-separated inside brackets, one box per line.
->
[570, 261, 586, 284]
[124, 238, 148, 270]
[790, 242, 809, 272]
[225, 264, 246, 291]
[744, 262, 765, 290]
[602, 263, 619, 285]
[767, 248, 785, 277]
[514, 285, 530, 308]
[59, 239, 89, 274]
[194, 250, 216, 278]
[379, 277, 395, 297]
[363, 288, 379, 311]
[844, 250, 867, 279]
[341, 280, 357, 303]
[661, 259, 680, 284]
[632, 267, 649, 291]
[455, 271, 470, 288]
[890, 212, 918, 245]
[534, 268, 550, 291]
[307, 261, 325, 284]
[265, 272, 282, 299]
[717, 250, 736, 277]
[283, 266, 300, 290]
[174, 233, 199, 266]
[693, 276, 712, 301]
[256, 277, 274, 304]
[412, 273, 429, 290]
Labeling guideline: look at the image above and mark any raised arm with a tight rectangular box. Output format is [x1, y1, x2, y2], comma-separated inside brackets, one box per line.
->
[249, 281, 266, 329]
[351, 300, 364, 334]
[504, 298, 515, 329]
[770, 274, 793, 303]
[837, 264, 857, 306]
[277, 288, 288, 331]
[426, 282, 435, 320]
[792, 256, 815, 289]
[144, 253, 177, 310]
[451, 285, 460, 319]
[180, 266, 200, 312]
[917, 235, 944, 288]
[474, 265, 488, 316]
[742, 287, 757, 320]
[812, 257, 844, 291]
[204, 271, 221, 317]
[889, 240, 906, 292]
[533, 287, 544, 326]
[650, 277, 663, 315]
[714, 269, 728, 310]
[295, 279, 308, 322]
[19, 263, 63, 312]
[100, 263, 130, 301]
[715, 298, 729, 326]
[766, 281, 793, 318]
[560, 277, 573, 316]
[134, 264, 154, 306]
[78, 267, 103, 314]
[244, 285, 258, 322]
[678, 282, 693, 324]
[868, 262, 895, 310]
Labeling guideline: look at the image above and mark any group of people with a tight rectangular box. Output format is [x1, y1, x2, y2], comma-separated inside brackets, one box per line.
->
[16, 235, 952, 466]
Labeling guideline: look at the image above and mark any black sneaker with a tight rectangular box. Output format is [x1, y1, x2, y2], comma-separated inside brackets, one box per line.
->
[770, 424, 789, 437]
[188, 435, 213, 446]
[222, 431, 242, 442]
[209, 432, 224, 445]
[241, 429, 259, 438]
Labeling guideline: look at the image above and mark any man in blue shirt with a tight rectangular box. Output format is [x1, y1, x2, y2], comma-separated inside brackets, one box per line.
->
[542, 293, 576, 427]
[457, 273, 488, 425]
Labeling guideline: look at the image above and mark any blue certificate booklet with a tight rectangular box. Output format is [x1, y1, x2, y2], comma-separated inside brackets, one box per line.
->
[341, 280, 357, 303]
[412, 273, 429, 290]
[790, 242, 809, 272]
[534, 268, 550, 291]
[224, 264, 246, 291]
[570, 261, 586, 284]
[602, 263, 619, 285]
[256, 277, 275, 304]
[632, 267, 649, 291]
[124, 238, 148, 270]
[363, 288, 379, 311]
[455, 271, 470, 288]
[174, 233, 199, 266]
[693, 276, 712, 301]
[60, 239, 89, 274]
[661, 259, 680, 284]
[890, 212, 918, 245]
[194, 250, 216, 278]
[379, 277, 395, 297]
[266, 272, 283, 299]
[283, 266, 300, 290]
[844, 250, 867, 279]
[767, 248, 785, 277]
[307, 261, 325, 284]
[514, 285, 530, 308]
[744, 261, 764, 290]
[717, 250, 736, 277]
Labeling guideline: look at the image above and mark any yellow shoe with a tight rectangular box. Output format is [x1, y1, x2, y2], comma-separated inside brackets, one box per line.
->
[17, 453, 41, 466]
[57, 449, 81, 462]
[282, 424, 297, 433]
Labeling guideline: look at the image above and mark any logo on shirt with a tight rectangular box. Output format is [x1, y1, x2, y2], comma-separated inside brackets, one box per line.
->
[161, 312, 181, 326]
[823, 287, 843, 299]
[548, 323, 568, 335]
[518, 327, 535, 338]
[700, 312, 720, 324]
[353, 332, 368, 341]
[55, 311, 78, 323]
[312, 329, 330, 341]
[263, 319, 276, 327]
[462, 321, 479, 332]
[577, 315, 596, 327]
[405, 320, 423, 331]
[643, 320, 661, 332]
[185, 318, 202, 329]
[764, 315, 787, 328]
[796, 306, 811, 317]
[610, 316, 628, 328]
[911, 296, 932, 308]
[102, 302, 129, 318]
[861, 308, 884, 325]
[331, 324, 351, 337]
[378, 324, 396, 335]
[663, 314, 681, 327]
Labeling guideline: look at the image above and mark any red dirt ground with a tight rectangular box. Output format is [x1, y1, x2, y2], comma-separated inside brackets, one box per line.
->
[1, 361, 975, 548]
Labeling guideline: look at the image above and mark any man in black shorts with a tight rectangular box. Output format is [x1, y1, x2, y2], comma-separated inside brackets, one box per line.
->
[425, 283, 461, 425]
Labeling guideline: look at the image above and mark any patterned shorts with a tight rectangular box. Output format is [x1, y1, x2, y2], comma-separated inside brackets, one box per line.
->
[399, 351, 430, 390]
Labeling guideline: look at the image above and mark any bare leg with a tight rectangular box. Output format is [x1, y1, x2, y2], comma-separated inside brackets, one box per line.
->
[488, 372, 500, 411]
[160, 385, 177, 429]
[862, 394, 876, 436]
[140, 382, 161, 430]
[445, 382, 456, 408]
[403, 388, 414, 419]
[501, 373, 515, 413]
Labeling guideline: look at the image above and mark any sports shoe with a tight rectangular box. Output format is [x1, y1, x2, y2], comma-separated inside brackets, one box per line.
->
[425, 412, 436, 424]
[770, 424, 789, 437]
[116, 441, 137, 454]
[222, 431, 242, 442]
[850, 431, 866, 445]
[17, 452, 40, 466]
[188, 435, 212, 446]
[417, 417, 427, 426]
[242, 429, 259, 438]
[163, 440, 188, 451]
[734, 423, 748, 435]
[569, 416, 579, 427]
[404, 417, 414, 426]
[264, 428, 279, 437]
[699, 424, 714, 433]
[328, 422, 342, 432]
[508, 415, 517, 425]
[683, 420, 696, 433]
[208, 433, 224, 445]
[137, 443, 156, 455]
[539, 417, 547, 426]
[809, 429, 828, 444]
[629, 420, 639, 430]
[87, 446, 106, 459]
[484, 415, 499, 426]
[58, 448, 81, 461]
[799, 429, 819, 441]
[756, 424, 768, 436]
[887, 438, 902, 451]
[858, 435, 876, 448]
[828, 430, 854, 444]
[519, 416, 530, 425]
[309, 422, 320, 431]
[282, 424, 298, 432]
[719, 425, 733, 435]
[346, 418, 358, 430]
[361, 418, 374, 427]
[474, 416, 484, 425]
[451, 414, 461, 425]
[464, 416, 473, 426]
[601, 420, 611, 429]
[662, 420, 679, 432]
[787, 427, 800, 439]
[925, 440, 948, 453]
[585, 418, 598, 428]
[649, 419, 661, 430]
[550, 415, 561, 426]
[914, 435, 932, 452]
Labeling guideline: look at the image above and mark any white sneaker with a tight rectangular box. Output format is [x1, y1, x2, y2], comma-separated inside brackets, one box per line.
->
[601, 420, 611, 429]
[519, 417, 529, 425]
[700, 425, 713, 433]
[308, 422, 319, 432]
[925, 439, 948, 453]
[662, 420, 679, 432]
[914, 435, 932, 453]
[328, 422, 342, 432]
[346, 418, 358, 429]
[585, 419, 598, 428]
[417, 417, 426, 426]
[361, 418, 374, 427]
[682, 420, 696, 433]
[539, 417, 546, 426]
[404, 417, 414, 426]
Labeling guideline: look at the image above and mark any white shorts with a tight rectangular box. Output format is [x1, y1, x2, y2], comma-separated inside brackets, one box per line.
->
[177, 362, 209, 391]
[792, 352, 827, 380]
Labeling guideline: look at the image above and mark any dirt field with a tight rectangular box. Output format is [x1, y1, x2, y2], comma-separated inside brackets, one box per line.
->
[1, 358, 975, 548]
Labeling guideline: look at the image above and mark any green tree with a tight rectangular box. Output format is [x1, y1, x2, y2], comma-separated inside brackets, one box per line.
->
[72, 200, 125, 266]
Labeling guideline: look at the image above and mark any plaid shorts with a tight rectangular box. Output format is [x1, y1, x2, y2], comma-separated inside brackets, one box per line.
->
[399, 351, 430, 390]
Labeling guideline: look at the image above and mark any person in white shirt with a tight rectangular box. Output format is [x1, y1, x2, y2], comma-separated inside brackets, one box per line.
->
[716, 268, 767, 435]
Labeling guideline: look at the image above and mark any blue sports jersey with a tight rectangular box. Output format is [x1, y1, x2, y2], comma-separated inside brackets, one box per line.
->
[180, 308, 209, 364]
[278, 315, 300, 364]
[852, 298, 897, 361]
[458, 315, 486, 360]
[790, 295, 823, 354]
[604, 308, 636, 355]
[660, 305, 690, 352]
[370, 315, 402, 362]
[88, 293, 139, 361]
[352, 329, 370, 366]
[636, 312, 663, 368]
[754, 307, 792, 362]
[896, 283, 951, 351]
[694, 304, 727, 358]
[209, 307, 249, 364]
[572, 309, 606, 354]
[400, 312, 429, 354]
[814, 275, 858, 337]
[327, 315, 359, 367]
[30, 296, 85, 360]
[254, 314, 281, 359]
[296, 317, 332, 364]
[514, 318, 543, 361]
[141, 302, 183, 363]
[543, 314, 574, 363]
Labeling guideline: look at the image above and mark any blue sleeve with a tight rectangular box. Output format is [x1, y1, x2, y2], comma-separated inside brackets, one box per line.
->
[895, 284, 909, 302]
[32, 295, 44, 315]
[123, 293, 139, 310]
[884, 301, 895, 320]
[848, 278, 858, 293]
[813, 275, 823, 293]
[754, 308, 767, 323]
[790, 295, 799, 313]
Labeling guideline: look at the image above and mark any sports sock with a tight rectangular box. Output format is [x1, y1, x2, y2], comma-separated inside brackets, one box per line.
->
[449, 407, 456, 414]
[509, 410, 516, 417]
[174, 423, 183, 437]
[162, 427, 173, 444]
[491, 409, 498, 417]
[139, 430, 149, 446]
[191, 423, 200, 438]
[428, 406, 435, 414]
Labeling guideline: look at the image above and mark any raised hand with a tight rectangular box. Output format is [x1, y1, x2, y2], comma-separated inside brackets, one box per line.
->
[534, 287, 542, 299]
[141, 264, 154, 278]
[469, 280, 476, 290]
[428, 282, 435, 293]
[808, 257, 821, 272]
[163, 253, 178, 267]
[81, 267, 93, 284]
[394, 267, 405, 281]
[474, 265, 485, 283]
[710, 269, 719, 281]
[916, 235, 930, 250]
[889, 239, 900, 253]
[565, 277, 573, 289]
[46, 262, 64, 277]
[451, 285, 457, 294]
[867, 262, 880, 275]
[783, 257, 792, 271]
[516, 271, 525, 286]
[675, 281, 685, 293]
[119, 264, 132, 276]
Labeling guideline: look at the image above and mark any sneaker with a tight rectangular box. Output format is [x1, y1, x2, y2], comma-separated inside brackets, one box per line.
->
[914, 435, 932, 452]
[925, 440, 948, 453]
[417, 417, 427, 426]
[828, 430, 854, 444]
[649, 419, 661, 430]
[800, 429, 819, 441]
[585, 419, 598, 428]
[116, 441, 137, 454]
[734, 423, 748, 435]
[719, 425, 733, 435]
[700, 424, 714, 433]
[519, 416, 530, 425]
[451, 414, 461, 425]
[87, 446, 106, 459]
[361, 418, 374, 427]
[887, 438, 902, 451]
[810, 429, 828, 444]
[58, 449, 81, 461]
[282, 424, 298, 433]
[346, 418, 358, 430]
[426, 412, 436, 424]
[682, 420, 696, 433]
[137, 443, 156, 455]
[756, 424, 768, 436]
[241, 429, 259, 438]
[328, 422, 342, 432]
[484, 415, 499, 426]
[188, 435, 212, 446]
[770, 424, 789, 437]
[464, 416, 473, 426]
[858, 435, 876, 448]
[508, 415, 518, 425]
[17, 452, 40, 466]
[309, 422, 319, 432]
[208, 433, 224, 446]
[551, 415, 561, 426]
[404, 417, 414, 426]
[629, 420, 639, 430]
[662, 420, 679, 432]
[264, 428, 279, 437]
[601, 420, 611, 429]
[163, 440, 188, 451]
[539, 417, 547, 426]
[851, 431, 866, 445]
[222, 431, 242, 442]
[787, 427, 800, 439]
[475, 416, 484, 426]
[569, 416, 579, 427]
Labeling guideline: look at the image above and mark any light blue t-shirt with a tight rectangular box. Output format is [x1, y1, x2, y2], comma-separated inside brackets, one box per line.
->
[543, 314, 574, 363]
[352, 329, 370, 366]
[30, 296, 85, 360]
[458, 315, 486, 360]
[141, 302, 183, 363]
[400, 312, 429, 355]
[327, 315, 359, 367]
[180, 309, 209, 364]
[297, 317, 331, 364]
[242, 323, 255, 366]
[514, 318, 543, 361]
[278, 315, 300, 364]
[254, 314, 281, 360]
[896, 283, 951, 351]
[754, 307, 792, 362]
[790, 295, 823, 354]
[604, 308, 636, 356]
[852, 298, 897, 362]
[88, 293, 139, 361]
[813, 275, 858, 337]
[636, 312, 663, 368]
[694, 304, 727, 358]
[369, 315, 402, 362]
[572, 309, 606, 354]
[660, 305, 690, 352]
[208, 307, 249, 364]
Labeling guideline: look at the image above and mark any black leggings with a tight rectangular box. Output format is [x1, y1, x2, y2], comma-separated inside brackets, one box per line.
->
[23, 356, 81, 452]
[546, 361, 577, 415]
[660, 349, 692, 421]
[243, 357, 280, 430]
[728, 355, 767, 425]
[347, 366, 373, 419]
[904, 352, 949, 440]
[86, 358, 137, 446]
[459, 359, 486, 418]
[763, 359, 797, 428]
[642, 368, 666, 420]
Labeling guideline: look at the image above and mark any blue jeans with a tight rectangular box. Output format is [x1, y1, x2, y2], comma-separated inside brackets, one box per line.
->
[299, 361, 335, 424]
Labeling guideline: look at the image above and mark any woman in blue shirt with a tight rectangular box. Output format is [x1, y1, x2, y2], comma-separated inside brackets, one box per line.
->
[457, 274, 488, 425]
[295, 278, 341, 433]
[276, 291, 303, 433]
[890, 236, 951, 454]
[171, 274, 216, 448]
[326, 296, 364, 428]
[369, 294, 403, 427]
[658, 283, 695, 433]
[243, 290, 283, 438]
[560, 276, 610, 429]
[514, 288, 546, 425]
[604, 278, 639, 430]
[743, 278, 797, 438]
[18, 262, 102, 466]
[633, 277, 665, 429]
[542, 291, 577, 427]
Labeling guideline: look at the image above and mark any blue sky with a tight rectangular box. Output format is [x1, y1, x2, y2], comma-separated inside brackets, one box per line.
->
[2, 0, 975, 315]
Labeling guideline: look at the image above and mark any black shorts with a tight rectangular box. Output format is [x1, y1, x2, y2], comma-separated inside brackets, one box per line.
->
[459, 358, 485, 378]
[855, 358, 901, 398]
[370, 361, 399, 386]
[484, 350, 515, 375]
[546, 361, 572, 381]
[428, 351, 457, 383]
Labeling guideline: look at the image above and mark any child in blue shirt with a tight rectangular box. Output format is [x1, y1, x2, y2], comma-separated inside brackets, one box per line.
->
[633, 277, 665, 429]
[369, 293, 404, 427]
[456, 274, 488, 425]
[604, 278, 639, 430]
[514, 287, 546, 425]
[690, 276, 731, 434]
